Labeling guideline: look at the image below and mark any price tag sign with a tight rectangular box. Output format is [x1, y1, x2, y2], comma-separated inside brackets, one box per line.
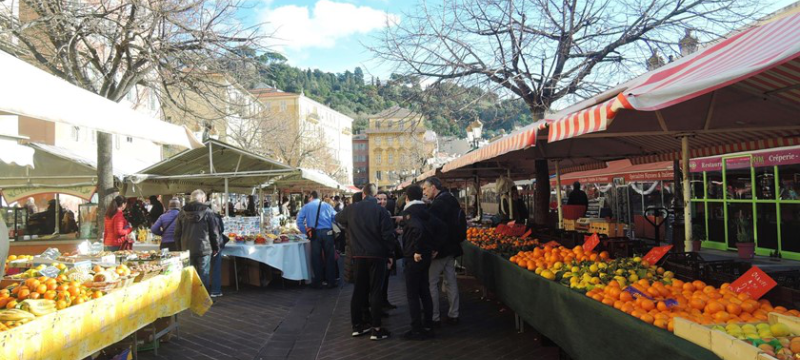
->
[40, 266, 61, 278]
[496, 224, 509, 235]
[643, 245, 673, 265]
[730, 266, 777, 300]
[521, 229, 532, 239]
[507, 221, 516, 226]
[583, 233, 600, 253]
[544, 240, 560, 248]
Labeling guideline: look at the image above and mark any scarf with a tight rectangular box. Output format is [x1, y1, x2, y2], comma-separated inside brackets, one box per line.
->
[404, 200, 425, 210]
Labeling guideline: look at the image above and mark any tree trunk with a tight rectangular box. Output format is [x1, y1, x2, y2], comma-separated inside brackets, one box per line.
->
[96, 132, 116, 241]
[534, 159, 550, 227]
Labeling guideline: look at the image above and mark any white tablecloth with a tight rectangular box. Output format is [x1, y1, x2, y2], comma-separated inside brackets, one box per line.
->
[221, 240, 311, 281]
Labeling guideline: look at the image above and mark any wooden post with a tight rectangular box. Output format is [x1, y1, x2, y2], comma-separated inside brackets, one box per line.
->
[555, 160, 563, 230]
[682, 136, 693, 252]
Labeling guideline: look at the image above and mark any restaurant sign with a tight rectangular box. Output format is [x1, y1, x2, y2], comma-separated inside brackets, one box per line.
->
[1, 185, 96, 204]
[690, 147, 800, 173]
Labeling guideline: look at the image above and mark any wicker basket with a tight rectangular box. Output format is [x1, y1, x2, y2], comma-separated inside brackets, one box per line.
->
[86, 279, 121, 292]
[134, 270, 161, 283]
[118, 273, 139, 288]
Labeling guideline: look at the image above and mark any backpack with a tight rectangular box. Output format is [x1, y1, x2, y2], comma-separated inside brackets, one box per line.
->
[453, 206, 468, 243]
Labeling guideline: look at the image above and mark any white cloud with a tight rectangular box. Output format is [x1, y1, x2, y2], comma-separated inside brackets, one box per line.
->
[260, 0, 400, 51]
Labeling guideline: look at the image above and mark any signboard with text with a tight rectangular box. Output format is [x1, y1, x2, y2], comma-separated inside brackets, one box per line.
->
[583, 233, 600, 253]
[690, 146, 800, 173]
[729, 266, 777, 300]
[643, 245, 673, 265]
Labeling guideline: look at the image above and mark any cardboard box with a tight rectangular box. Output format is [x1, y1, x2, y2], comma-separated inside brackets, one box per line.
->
[220, 257, 233, 287]
[241, 259, 273, 287]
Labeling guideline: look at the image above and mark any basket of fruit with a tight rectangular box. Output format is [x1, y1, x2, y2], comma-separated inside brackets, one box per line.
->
[129, 263, 163, 283]
[85, 270, 121, 291]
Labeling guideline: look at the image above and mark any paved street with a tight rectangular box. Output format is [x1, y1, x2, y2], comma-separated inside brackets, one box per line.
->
[139, 267, 559, 360]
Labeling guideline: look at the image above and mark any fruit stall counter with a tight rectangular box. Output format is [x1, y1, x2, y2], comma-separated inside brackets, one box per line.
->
[0, 267, 212, 360]
[222, 238, 311, 289]
[460, 242, 721, 360]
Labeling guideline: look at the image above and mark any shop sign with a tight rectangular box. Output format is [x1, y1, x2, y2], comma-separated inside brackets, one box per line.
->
[642, 245, 673, 265]
[1, 185, 96, 204]
[583, 233, 600, 253]
[690, 147, 800, 172]
[625, 171, 674, 181]
[729, 266, 777, 300]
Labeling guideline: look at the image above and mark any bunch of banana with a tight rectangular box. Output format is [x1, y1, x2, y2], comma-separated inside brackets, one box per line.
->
[19, 300, 56, 316]
[0, 309, 35, 321]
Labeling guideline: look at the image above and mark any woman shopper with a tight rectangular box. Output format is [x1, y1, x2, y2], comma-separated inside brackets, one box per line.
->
[103, 196, 132, 251]
[151, 198, 181, 251]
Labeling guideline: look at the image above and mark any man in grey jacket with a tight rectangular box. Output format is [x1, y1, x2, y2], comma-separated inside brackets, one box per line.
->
[174, 189, 219, 291]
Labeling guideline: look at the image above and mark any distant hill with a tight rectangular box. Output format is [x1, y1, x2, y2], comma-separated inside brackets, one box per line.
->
[243, 54, 533, 138]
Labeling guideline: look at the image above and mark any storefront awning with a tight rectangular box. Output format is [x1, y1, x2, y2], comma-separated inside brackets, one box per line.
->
[0, 51, 202, 149]
[441, 121, 547, 173]
[545, 13, 800, 144]
[550, 159, 674, 185]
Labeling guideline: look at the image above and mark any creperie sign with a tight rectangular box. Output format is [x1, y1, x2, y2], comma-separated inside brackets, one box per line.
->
[690, 147, 800, 173]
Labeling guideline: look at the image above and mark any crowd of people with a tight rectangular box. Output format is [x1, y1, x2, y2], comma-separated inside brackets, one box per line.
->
[294, 178, 467, 341]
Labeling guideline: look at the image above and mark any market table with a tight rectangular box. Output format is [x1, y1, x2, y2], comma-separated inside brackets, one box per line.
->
[221, 240, 311, 287]
[460, 242, 721, 360]
[0, 267, 212, 360]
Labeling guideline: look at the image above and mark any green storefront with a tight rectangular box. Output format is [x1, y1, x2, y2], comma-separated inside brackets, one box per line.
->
[690, 145, 800, 259]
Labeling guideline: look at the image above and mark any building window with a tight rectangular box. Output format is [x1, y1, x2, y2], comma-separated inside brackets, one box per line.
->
[71, 126, 80, 142]
[375, 120, 381, 129]
[388, 153, 393, 164]
[376, 154, 382, 164]
[126, 136, 133, 143]
[376, 171, 382, 180]
[399, 121, 405, 130]
[280, 101, 287, 112]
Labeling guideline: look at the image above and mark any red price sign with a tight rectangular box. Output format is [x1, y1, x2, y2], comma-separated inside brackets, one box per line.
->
[521, 229, 532, 239]
[642, 245, 673, 265]
[496, 224, 509, 235]
[544, 240, 560, 248]
[730, 266, 777, 300]
[507, 221, 516, 226]
[583, 233, 600, 253]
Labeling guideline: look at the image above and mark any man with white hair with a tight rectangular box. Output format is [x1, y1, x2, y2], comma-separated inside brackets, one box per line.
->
[174, 189, 219, 291]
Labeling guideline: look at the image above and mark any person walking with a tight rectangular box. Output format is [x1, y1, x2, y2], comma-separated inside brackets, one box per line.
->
[336, 184, 395, 341]
[375, 191, 399, 311]
[567, 181, 589, 207]
[151, 198, 181, 251]
[296, 191, 338, 289]
[423, 177, 466, 326]
[400, 184, 441, 340]
[103, 195, 132, 251]
[174, 189, 219, 291]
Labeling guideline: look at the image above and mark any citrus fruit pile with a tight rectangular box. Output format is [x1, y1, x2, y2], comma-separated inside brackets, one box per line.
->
[0, 275, 104, 314]
[467, 227, 539, 253]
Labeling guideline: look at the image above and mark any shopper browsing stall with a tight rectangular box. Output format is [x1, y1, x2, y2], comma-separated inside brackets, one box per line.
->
[296, 191, 338, 289]
[103, 195, 132, 251]
[174, 189, 219, 291]
[151, 198, 181, 251]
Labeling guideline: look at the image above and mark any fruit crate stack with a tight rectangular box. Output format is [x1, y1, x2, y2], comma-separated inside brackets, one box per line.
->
[661, 252, 706, 281]
[700, 260, 751, 287]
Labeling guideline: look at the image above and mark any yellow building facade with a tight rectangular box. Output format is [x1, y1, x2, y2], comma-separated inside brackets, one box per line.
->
[366, 107, 436, 189]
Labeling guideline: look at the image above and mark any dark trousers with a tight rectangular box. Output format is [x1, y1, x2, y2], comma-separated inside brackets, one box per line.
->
[311, 230, 336, 286]
[404, 258, 433, 331]
[351, 257, 387, 328]
[191, 255, 211, 291]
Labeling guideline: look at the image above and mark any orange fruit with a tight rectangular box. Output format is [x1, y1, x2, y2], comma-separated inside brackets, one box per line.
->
[726, 303, 742, 316]
[692, 280, 706, 291]
[0, 298, 8, 308]
[56, 284, 68, 292]
[620, 291, 633, 302]
[705, 301, 724, 315]
[43, 291, 56, 300]
[602, 297, 615, 306]
[714, 311, 730, 322]
[56, 300, 68, 310]
[654, 318, 668, 329]
[92, 291, 103, 299]
[640, 314, 655, 324]
[657, 301, 669, 312]
[690, 298, 706, 310]
[36, 284, 47, 294]
[641, 299, 656, 311]
[614, 300, 624, 310]
[17, 289, 30, 300]
[5, 300, 17, 309]
[28, 292, 40, 299]
[668, 320, 675, 332]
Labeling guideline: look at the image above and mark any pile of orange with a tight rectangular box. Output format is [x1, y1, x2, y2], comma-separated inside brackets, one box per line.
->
[0, 275, 104, 312]
[468, 227, 539, 251]
[510, 245, 609, 272]
[586, 278, 799, 332]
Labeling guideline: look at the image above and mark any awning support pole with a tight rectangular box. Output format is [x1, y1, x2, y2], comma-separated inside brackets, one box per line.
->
[224, 178, 229, 217]
[209, 142, 214, 174]
[555, 160, 563, 230]
[258, 186, 263, 227]
[681, 135, 693, 252]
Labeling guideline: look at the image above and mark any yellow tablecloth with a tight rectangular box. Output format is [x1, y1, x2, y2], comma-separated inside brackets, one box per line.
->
[0, 267, 212, 360]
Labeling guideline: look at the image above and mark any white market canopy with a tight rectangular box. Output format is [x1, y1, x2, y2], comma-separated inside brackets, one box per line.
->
[124, 139, 296, 196]
[263, 168, 345, 193]
[0, 51, 202, 149]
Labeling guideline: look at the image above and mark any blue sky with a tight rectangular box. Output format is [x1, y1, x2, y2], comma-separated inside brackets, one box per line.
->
[243, 0, 799, 78]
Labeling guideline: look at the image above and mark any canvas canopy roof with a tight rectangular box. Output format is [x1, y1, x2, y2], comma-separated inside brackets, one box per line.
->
[548, 160, 674, 185]
[262, 168, 344, 193]
[124, 139, 295, 196]
[0, 51, 202, 150]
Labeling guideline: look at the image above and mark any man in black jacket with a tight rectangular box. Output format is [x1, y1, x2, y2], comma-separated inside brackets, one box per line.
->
[335, 184, 396, 341]
[174, 189, 219, 291]
[400, 184, 440, 340]
[423, 177, 462, 326]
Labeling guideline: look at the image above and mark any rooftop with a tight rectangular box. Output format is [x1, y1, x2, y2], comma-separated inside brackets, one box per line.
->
[367, 105, 419, 120]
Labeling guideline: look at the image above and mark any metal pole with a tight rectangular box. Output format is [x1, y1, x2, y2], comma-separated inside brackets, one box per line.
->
[224, 178, 229, 217]
[55, 193, 60, 235]
[208, 142, 214, 174]
[258, 186, 264, 227]
[555, 160, 563, 230]
[682, 136, 693, 252]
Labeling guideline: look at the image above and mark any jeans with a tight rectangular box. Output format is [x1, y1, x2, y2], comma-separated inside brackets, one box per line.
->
[351, 258, 387, 328]
[404, 257, 432, 331]
[311, 230, 336, 286]
[210, 251, 223, 295]
[429, 255, 459, 321]
[191, 255, 211, 292]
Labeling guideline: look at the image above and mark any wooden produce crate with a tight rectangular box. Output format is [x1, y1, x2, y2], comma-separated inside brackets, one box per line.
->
[588, 221, 626, 238]
[563, 219, 576, 231]
[662, 252, 706, 281]
[674, 313, 800, 360]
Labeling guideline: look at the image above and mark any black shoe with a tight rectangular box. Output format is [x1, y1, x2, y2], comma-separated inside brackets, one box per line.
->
[382, 302, 398, 310]
[431, 320, 442, 328]
[444, 316, 460, 325]
[370, 328, 391, 341]
[422, 328, 435, 339]
[403, 330, 425, 341]
[326, 283, 338, 289]
[351, 324, 370, 337]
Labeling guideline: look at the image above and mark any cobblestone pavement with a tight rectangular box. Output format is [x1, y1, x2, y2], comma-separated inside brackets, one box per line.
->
[139, 267, 558, 360]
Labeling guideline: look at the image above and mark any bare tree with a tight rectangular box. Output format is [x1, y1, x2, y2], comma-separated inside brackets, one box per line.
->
[371, 0, 760, 225]
[0, 0, 268, 237]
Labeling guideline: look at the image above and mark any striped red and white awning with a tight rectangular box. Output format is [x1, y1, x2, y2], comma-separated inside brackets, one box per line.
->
[547, 94, 632, 143]
[630, 136, 800, 165]
[545, 13, 800, 143]
[441, 121, 546, 173]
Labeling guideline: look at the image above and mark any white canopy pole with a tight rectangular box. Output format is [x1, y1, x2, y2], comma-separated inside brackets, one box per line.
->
[556, 160, 563, 230]
[681, 136, 693, 251]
